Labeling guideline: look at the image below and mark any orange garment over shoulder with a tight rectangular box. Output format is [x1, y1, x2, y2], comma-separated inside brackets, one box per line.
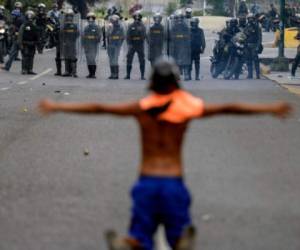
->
[139, 89, 205, 123]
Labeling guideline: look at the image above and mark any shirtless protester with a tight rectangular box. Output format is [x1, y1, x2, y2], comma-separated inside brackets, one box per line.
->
[39, 58, 291, 250]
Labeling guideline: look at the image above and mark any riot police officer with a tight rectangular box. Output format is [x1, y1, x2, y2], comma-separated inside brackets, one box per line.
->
[147, 13, 164, 67]
[60, 8, 79, 77]
[228, 18, 240, 37]
[0, 5, 7, 21]
[2, 2, 24, 71]
[169, 11, 191, 81]
[125, 11, 146, 80]
[107, 14, 125, 79]
[47, 5, 61, 75]
[18, 10, 39, 74]
[291, 30, 300, 78]
[36, 3, 47, 53]
[244, 14, 262, 79]
[238, 0, 248, 17]
[190, 17, 205, 80]
[82, 12, 101, 78]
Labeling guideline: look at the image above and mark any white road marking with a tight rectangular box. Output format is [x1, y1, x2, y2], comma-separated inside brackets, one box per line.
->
[30, 68, 52, 80]
[0, 87, 10, 91]
[17, 81, 28, 85]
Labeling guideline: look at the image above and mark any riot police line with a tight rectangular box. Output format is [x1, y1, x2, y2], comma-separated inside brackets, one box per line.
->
[0, 4, 209, 80]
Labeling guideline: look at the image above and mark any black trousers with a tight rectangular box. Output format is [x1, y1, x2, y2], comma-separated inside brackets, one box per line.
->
[291, 50, 300, 76]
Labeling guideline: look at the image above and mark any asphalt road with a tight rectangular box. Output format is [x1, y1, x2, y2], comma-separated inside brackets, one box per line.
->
[0, 35, 300, 250]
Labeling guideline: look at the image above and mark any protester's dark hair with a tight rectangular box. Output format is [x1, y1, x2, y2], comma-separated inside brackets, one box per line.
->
[149, 57, 181, 94]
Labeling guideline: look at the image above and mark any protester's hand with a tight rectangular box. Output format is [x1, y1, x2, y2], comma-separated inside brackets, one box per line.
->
[39, 99, 57, 114]
[271, 102, 292, 119]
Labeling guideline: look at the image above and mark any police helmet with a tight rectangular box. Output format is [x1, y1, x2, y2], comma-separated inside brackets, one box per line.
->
[153, 12, 162, 23]
[110, 14, 120, 24]
[38, 3, 46, 9]
[87, 11, 96, 20]
[247, 13, 256, 22]
[185, 7, 192, 18]
[25, 10, 35, 20]
[64, 8, 74, 16]
[15, 1, 23, 8]
[133, 11, 142, 21]
[190, 17, 199, 26]
[230, 18, 238, 26]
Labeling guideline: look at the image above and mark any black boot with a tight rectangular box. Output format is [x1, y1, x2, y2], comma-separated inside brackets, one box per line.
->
[124, 65, 131, 79]
[184, 66, 190, 81]
[92, 65, 97, 78]
[140, 64, 145, 80]
[255, 60, 260, 79]
[86, 65, 92, 78]
[55, 58, 62, 76]
[27, 56, 36, 75]
[108, 66, 114, 79]
[195, 62, 200, 80]
[72, 60, 77, 78]
[21, 57, 28, 74]
[63, 60, 72, 77]
[114, 66, 119, 79]
[247, 62, 253, 79]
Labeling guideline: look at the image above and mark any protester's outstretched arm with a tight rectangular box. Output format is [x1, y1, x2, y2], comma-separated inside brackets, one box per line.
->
[39, 99, 142, 116]
[202, 102, 292, 118]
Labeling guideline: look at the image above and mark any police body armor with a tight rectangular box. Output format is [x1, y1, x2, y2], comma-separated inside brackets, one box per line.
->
[19, 21, 38, 73]
[36, 12, 47, 53]
[148, 22, 164, 64]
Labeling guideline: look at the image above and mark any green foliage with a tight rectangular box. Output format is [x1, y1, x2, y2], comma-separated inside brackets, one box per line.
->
[165, 1, 178, 16]
[207, 0, 228, 16]
[4, 0, 54, 11]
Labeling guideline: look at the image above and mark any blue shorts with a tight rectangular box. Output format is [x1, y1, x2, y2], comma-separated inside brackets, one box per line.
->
[129, 176, 191, 250]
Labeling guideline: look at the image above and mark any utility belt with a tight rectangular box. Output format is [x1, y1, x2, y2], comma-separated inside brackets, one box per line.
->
[131, 37, 142, 41]
[22, 41, 36, 46]
[64, 29, 76, 33]
[111, 35, 122, 40]
[85, 35, 96, 40]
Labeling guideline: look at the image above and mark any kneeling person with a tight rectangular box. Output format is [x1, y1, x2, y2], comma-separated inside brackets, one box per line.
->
[39, 58, 291, 250]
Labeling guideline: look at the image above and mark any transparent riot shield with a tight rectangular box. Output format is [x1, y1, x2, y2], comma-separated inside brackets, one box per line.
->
[59, 11, 81, 76]
[80, 18, 102, 68]
[105, 16, 126, 79]
[168, 14, 192, 81]
[146, 15, 166, 67]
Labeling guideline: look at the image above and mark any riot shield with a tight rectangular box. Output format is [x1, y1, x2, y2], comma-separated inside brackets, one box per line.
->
[59, 10, 81, 76]
[146, 15, 167, 67]
[81, 18, 102, 67]
[168, 14, 191, 81]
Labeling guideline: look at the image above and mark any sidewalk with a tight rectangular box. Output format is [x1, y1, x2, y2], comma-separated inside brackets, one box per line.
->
[263, 71, 300, 96]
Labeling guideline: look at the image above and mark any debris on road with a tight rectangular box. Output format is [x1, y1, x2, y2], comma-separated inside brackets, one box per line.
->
[54, 90, 61, 93]
[83, 148, 89, 156]
[201, 214, 213, 222]
[42, 83, 46, 86]
[64, 92, 70, 96]
[23, 107, 28, 112]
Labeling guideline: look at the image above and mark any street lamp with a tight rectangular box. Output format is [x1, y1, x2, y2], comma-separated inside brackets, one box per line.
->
[271, 0, 289, 71]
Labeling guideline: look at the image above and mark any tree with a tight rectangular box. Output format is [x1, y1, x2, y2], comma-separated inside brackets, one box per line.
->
[165, 1, 178, 16]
